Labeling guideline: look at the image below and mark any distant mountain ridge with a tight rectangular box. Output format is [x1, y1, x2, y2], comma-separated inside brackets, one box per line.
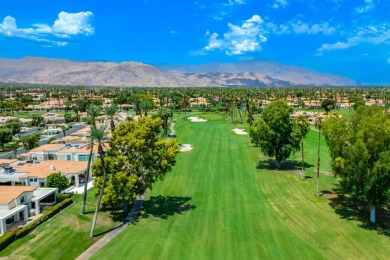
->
[0, 57, 357, 87]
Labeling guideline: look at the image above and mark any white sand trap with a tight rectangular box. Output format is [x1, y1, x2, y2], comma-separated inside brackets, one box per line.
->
[187, 116, 207, 122]
[232, 128, 249, 135]
[179, 144, 193, 152]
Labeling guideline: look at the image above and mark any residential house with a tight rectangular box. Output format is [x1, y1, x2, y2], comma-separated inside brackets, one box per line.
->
[0, 186, 58, 236]
[16, 160, 88, 188]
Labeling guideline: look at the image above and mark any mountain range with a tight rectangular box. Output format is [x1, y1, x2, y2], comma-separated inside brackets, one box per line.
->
[0, 57, 357, 87]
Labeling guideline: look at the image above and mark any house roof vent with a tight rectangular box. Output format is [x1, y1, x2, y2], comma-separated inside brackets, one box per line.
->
[49, 165, 56, 171]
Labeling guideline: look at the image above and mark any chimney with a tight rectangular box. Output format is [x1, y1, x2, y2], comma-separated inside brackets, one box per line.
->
[49, 165, 56, 171]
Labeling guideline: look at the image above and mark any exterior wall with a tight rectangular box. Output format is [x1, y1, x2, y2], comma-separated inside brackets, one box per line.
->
[22, 177, 46, 187]
[0, 204, 9, 210]
[7, 200, 16, 209]
[30, 153, 45, 161]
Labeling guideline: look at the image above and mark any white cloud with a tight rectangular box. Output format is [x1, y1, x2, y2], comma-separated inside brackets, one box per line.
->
[271, 0, 288, 9]
[0, 11, 94, 46]
[201, 15, 267, 55]
[269, 20, 335, 35]
[52, 11, 94, 36]
[356, 0, 375, 13]
[224, 0, 246, 7]
[317, 24, 390, 55]
[210, 0, 247, 20]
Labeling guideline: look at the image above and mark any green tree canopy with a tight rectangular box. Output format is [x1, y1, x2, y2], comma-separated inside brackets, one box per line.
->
[321, 99, 336, 112]
[3, 119, 22, 135]
[31, 115, 44, 127]
[46, 172, 69, 191]
[0, 128, 13, 150]
[20, 132, 41, 151]
[93, 116, 179, 213]
[323, 106, 390, 222]
[250, 99, 301, 167]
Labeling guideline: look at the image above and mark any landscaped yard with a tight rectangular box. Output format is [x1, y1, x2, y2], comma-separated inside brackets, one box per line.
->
[90, 112, 389, 259]
[0, 188, 120, 260]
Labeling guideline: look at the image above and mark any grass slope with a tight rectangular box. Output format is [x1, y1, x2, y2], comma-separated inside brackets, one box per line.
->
[92, 112, 389, 259]
[0, 188, 120, 260]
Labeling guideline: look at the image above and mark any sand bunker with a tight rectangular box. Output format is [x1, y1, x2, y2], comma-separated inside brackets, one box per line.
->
[187, 116, 207, 122]
[232, 128, 249, 135]
[179, 144, 193, 152]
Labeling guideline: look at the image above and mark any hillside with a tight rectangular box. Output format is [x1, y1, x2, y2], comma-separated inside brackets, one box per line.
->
[0, 57, 356, 87]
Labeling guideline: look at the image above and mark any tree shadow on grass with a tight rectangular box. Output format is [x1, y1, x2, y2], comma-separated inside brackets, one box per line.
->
[136, 195, 196, 221]
[327, 189, 390, 237]
[256, 159, 314, 171]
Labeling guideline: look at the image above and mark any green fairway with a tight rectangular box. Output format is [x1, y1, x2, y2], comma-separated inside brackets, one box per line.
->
[92, 112, 389, 259]
[0, 189, 120, 260]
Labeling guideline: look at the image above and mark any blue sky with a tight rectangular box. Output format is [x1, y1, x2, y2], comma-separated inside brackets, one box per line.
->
[0, 0, 389, 84]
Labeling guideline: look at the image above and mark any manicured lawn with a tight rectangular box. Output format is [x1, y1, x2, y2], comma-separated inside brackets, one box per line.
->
[0, 188, 120, 260]
[91, 111, 389, 259]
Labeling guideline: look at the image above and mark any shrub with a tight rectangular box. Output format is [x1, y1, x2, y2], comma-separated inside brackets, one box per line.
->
[57, 193, 72, 202]
[43, 206, 52, 212]
[46, 137, 57, 144]
[46, 172, 69, 191]
[0, 231, 16, 251]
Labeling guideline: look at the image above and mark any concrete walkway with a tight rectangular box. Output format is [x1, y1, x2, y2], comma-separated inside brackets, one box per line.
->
[76, 193, 146, 260]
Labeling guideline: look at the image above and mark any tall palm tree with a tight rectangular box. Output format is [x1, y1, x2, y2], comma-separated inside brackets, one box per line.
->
[105, 105, 118, 133]
[81, 105, 101, 214]
[90, 125, 108, 238]
[315, 117, 323, 197]
[295, 115, 310, 179]
[158, 107, 171, 137]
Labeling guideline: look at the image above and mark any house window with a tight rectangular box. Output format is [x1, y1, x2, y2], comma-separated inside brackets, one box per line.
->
[30, 177, 37, 182]
[66, 155, 72, 161]
[20, 196, 25, 203]
[78, 155, 89, 162]
[19, 211, 24, 220]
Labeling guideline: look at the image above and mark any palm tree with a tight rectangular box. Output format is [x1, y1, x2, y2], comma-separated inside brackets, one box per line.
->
[90, 125, 108, 238]
[140, 99, 154, 117]
[315, 117, 323, 197]
[158, 107, 171, 137]
[105, 105, 118, 133]
[10, 139, 21, 159]
[81, 105, 101, 214]
[294, 115, 310, 179]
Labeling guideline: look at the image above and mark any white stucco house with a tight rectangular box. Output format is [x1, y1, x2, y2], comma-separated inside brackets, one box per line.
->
[0, 186, 58, 236]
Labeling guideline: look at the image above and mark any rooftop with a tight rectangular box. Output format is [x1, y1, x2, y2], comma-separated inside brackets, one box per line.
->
[0, 186, 37, 204]
[29, 144, 66, 153]
[17, 160, 88, 178]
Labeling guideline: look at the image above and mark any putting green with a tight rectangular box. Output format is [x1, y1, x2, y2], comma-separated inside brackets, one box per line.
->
[92, 112, 389, 259]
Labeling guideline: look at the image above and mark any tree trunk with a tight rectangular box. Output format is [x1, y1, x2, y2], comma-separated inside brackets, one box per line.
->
[122, 198, 128, 215]
[90, 156, 107, 237]
[110, 119, 115, 132]
[301, 140, 305, 180]
[316, 128, 321, 196]
[81, 143, 94, 214]
[369, 206, 376, 223]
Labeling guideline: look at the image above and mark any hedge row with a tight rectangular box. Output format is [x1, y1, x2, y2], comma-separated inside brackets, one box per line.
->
[0, 198, 73, 252]
[57, 193, 72, 203]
